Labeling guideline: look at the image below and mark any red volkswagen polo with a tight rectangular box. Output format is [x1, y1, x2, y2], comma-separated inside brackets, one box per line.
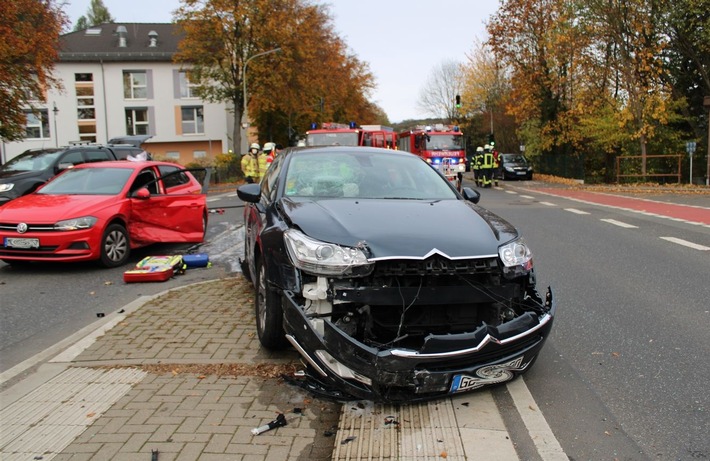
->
[0, 161, 208, 267]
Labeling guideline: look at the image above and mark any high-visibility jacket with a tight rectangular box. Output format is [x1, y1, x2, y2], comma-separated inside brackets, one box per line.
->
[241, 153, 258, 179]
[483, 152, 495, 168]
[256, 153, 269, 180]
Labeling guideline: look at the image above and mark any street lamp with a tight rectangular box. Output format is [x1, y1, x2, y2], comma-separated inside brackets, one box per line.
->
[241, 47, 282, 153]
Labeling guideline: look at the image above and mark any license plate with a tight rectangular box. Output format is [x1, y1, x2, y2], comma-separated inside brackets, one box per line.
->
[516, 171, 526, 175]
[4, 237, 40, 249]
[450, 356, 530, 393]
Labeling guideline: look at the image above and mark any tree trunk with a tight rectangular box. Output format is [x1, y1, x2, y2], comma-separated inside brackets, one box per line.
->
[640, 133, 647, 180]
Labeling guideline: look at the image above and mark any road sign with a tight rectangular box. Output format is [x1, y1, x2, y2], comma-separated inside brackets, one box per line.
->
[686, 141, 696, 155]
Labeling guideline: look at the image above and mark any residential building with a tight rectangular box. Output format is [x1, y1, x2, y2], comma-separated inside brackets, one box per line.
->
[1, 23, 235, 164]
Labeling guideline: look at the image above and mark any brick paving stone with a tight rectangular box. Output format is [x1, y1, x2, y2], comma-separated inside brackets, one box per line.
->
[51, 278, 341, 460]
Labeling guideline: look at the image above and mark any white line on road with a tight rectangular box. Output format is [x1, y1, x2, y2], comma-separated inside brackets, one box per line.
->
[601, 218, 638, 229]
[520, 195, 535, 199]
[507, 378, 568, 460]
[505, 190, 518, 195]
[539, 202, 557, 206]
[565, 208, 590, 215]
[659, 237, 710, 251]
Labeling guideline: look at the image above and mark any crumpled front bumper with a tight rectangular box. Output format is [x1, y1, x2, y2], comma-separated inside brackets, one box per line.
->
[282, 287, 556, 403]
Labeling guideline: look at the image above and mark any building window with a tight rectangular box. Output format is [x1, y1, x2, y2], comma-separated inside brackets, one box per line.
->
[181, 106, 204, 134]
[123, 71, 147, 99]
[193, 150, 206, 159]
[125, 108, 149, 135]
[75, 73, 96, 142]
[25, 110, 49, 139]
[166, 151, 180, 160]
[179, 71, 199, 98]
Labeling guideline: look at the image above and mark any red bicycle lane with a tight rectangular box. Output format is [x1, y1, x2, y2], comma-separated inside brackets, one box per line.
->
[526, 188, 710, 226]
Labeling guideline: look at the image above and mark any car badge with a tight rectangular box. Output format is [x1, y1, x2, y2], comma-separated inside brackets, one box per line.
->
[17, 223, 28, 234]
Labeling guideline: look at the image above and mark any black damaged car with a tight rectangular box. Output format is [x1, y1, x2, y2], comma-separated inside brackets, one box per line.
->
[237, 146, 555, 402]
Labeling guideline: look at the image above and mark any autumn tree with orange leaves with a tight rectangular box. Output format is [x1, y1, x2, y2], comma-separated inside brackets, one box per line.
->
[0, 0, 67, 142]
[173, 0, 379, 150]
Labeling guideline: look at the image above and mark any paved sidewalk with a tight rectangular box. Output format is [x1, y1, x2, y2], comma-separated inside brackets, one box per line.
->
[1, 278, 341, 461]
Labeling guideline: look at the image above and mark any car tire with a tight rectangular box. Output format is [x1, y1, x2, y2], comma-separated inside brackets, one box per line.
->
[527, 173, 533, 180]
[254, 255, 288, 350]
[99, 223, 130, 268]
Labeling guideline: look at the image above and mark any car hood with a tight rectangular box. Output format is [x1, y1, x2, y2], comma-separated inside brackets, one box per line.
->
[0, 194, 120, 222]
[0, 170, 41, 182]
[504, 161, 528, 168]
[279, 198, 518, 259]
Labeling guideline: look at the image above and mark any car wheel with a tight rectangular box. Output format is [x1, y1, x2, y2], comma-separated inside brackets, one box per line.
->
[201, 212, 208, 241]
[527, 173, 533, 180]
[254, 256, 288, 350]
[99, 223, 130, 268]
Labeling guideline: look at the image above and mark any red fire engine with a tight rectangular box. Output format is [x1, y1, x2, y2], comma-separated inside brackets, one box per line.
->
[306, 123, 397, 148]
[397, 124, 466, 189]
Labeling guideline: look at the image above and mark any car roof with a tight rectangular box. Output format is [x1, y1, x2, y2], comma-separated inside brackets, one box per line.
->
[287, 145, 412, 158]
[72, 160, 180, 170]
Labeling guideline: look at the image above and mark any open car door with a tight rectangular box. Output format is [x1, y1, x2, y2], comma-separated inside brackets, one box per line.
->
[128, 167, 210, 244]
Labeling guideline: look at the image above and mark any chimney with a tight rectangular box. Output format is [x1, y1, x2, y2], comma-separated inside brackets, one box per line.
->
[148, 30, 158, 47]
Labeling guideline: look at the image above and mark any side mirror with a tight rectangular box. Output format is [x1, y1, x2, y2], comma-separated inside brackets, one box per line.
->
[462, 187, 481, 204]
[133, 187, 151, 199]
[236, 182, 261, 203]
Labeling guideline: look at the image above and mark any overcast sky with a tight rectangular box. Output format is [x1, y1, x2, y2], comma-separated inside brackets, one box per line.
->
[63, 0, 501, 123]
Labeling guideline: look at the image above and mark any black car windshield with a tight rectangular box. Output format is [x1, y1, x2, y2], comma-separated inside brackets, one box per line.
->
[1, 149, 62, 172]
[37, 167, 133, 195]
[502, 154, 527, 163]
[284, 151, 458, 200]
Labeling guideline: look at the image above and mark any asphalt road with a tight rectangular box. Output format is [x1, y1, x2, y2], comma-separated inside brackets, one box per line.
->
[475, 179, 709, 461]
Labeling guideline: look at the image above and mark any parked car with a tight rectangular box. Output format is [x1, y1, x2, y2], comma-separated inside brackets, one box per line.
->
[0, 144, 145, 205]
[0, 161, 207, 267]
[237, 146, 556, 403]
[500, 153, 534, 180]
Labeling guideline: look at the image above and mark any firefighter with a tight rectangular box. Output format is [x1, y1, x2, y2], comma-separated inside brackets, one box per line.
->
[472, 146, 484, 187]
[241, 143, 260, 183]
[263, 142, 276, 165]
[481, 144, 494, 188]
[492, 150, 500, 187]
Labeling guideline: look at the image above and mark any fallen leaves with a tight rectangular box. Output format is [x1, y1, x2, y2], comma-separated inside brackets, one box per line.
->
[139, 362, 300, 379]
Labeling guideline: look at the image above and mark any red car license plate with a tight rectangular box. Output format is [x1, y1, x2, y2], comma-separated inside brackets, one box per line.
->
[4, 237, 40, 249]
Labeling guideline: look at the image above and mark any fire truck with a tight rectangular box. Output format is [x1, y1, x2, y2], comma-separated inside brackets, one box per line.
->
[397, 124, 466, 190]
[306, 123, 397, 148]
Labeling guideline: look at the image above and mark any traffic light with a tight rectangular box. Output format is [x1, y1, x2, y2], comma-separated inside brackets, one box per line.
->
[488, 133, 495, 146]
[455, 94, 461, 108]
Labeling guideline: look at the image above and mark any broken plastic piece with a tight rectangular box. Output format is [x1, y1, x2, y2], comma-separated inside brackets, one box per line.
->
[251, 413, 287, 435]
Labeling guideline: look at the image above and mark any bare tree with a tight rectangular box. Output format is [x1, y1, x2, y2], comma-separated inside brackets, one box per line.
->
[417, 60, 464, 121]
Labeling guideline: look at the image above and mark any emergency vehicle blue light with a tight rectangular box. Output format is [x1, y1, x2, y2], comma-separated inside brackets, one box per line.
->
[310, 122, 317, 129]
[453, 126, 460, 132]
[433, 158, 441, 164]
[349, 121, 357, 128]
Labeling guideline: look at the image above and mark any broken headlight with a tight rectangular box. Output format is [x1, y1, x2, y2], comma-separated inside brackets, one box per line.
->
[498, 237, 533, 274]
[284, 229, 373, 276]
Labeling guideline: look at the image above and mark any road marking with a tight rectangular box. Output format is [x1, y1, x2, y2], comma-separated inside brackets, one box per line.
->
[539, 201, 556, 206]
[601, 218, 638, 229]
[505, 190, 518, 195]
[659, 237, 710, 251]
[520, 195, 535, 199]
[507, 378, 568, 460]
[565, 208, 590, 215]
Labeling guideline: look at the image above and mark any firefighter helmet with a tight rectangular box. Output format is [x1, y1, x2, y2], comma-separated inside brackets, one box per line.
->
[476, 146, 484, 152]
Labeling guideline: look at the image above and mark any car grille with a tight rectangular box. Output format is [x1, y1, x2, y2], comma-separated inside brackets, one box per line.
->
[375, 255, 498, 277]
[0, 222, 56, 232]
